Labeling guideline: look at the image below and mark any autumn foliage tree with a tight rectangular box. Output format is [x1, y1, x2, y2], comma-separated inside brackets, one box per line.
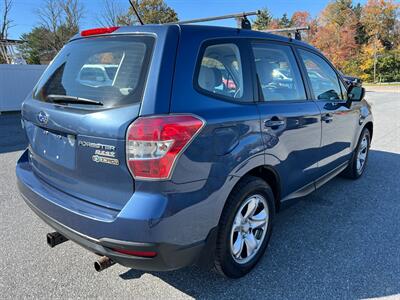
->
[252, 0, 399, 82]
[312, 0, 360, 74]
[359, 0, 399, 81]
[362, 0, 399, 48]
[290, 11, 317, 42]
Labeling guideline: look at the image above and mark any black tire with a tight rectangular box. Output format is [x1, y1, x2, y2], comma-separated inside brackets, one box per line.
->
[342, 128, 371, 179]
[214, 176, 275, 278]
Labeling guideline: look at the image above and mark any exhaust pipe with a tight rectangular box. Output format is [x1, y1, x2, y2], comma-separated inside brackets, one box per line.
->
[47, 232, 68, 248]
[94, 256, 115, 272]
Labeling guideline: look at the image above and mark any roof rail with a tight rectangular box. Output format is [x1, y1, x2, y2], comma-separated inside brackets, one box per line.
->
[169, 11, 261, 30]
[261, 26, 310, 41]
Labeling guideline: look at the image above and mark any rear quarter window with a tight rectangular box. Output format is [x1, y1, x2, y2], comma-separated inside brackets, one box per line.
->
[195, 43, 245, 101]
[33, 35, 155, 108]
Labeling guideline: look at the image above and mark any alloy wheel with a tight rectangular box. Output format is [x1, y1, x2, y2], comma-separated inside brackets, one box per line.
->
[356, 135, 369, 173]
[230, 194, 269, 264]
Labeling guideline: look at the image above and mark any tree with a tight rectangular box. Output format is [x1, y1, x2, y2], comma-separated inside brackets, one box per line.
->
[1, 0, 12, 40]
[376, 49, 400, 81]
[19, 27, 52, 64]
[36, 0, 84, 53]
[361, 0, 399, 49]
[359, 37, 385, 81]
[321, 0, 355, 27]
[0, 0, 13, 63]
[98, 0, 125, 27]
[279, 13, 291, 28]
[268, 18, 281, 30]
[290, 11, 317, 42]
[353, 3, 369, 45]
[253, 8, 272, 30]
[20, 0, 84, 64]
[61, 0, 84, 33]
[117, 0, 178, 25]
[312, 0, 359, 73]
[291, 11, 310, 27]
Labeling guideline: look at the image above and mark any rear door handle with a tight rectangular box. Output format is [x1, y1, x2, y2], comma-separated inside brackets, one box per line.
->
[264, 119, 285, 128]
[322, 113, 334, 123]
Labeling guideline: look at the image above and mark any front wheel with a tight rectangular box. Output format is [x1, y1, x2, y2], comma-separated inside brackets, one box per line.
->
[342, 128, 371, 179]
[214, 176, 275, 278]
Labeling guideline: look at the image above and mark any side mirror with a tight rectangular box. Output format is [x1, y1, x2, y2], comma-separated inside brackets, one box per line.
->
[348, 86, 365, 102]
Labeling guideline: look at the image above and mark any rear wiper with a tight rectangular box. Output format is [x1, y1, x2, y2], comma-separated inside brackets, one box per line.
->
[47, 95, 103, 106]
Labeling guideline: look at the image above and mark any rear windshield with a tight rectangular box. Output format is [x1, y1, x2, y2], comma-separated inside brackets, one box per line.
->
[33, 35, 155, 108]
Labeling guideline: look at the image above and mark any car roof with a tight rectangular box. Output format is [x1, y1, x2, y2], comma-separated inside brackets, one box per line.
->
[71, 24, 320, 53]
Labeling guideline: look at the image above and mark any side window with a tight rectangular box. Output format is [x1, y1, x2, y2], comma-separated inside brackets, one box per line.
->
[298, 49, 343, 101]
[252, 43, 306, 101]
[197, 43, 244, 100]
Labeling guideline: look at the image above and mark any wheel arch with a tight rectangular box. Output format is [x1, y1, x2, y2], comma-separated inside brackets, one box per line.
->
[246, 166, 281, 211]
[364, 121, 373, 140]
[223, 165, 282, 216]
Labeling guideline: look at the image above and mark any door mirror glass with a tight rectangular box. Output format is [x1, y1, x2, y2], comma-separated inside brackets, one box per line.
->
[348, 86, 365, 102]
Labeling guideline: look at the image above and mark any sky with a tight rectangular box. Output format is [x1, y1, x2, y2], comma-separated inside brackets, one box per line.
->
[6, 0, 368, 40]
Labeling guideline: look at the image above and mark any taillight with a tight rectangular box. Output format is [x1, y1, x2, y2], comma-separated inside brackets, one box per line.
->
[80, 26, 119, 37]
[126, 115, 205, 180]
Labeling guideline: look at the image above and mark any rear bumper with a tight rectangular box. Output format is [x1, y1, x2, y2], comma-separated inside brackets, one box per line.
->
[22, 194, 204, 271]
[16, 149, 217, 271]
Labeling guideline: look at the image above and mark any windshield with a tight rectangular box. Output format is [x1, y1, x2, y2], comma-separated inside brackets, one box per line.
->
[33, 35, 155, 108]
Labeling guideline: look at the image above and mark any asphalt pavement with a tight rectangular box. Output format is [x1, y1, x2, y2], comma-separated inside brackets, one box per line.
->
[0, 87, 399, 299]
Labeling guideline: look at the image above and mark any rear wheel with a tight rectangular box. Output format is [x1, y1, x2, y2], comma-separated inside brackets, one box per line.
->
[214, 176, 275, 278]
[342, 128, 371, 179]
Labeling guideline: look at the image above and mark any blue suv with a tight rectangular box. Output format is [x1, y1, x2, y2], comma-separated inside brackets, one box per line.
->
[16, 24, 373, 278]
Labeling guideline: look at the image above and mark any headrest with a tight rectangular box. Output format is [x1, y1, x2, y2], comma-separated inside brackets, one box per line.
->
[198, 66, 223, 91]
[256, 60, 276, 85]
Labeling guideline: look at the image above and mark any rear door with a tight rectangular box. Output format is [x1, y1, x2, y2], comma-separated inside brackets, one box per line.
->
[296, 48, 358, 176]
[21, 34, 157, 211]
[251, 41, 322, 199]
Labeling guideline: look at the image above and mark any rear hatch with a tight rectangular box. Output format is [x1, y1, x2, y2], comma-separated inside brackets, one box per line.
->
[21, 33, 155, 211]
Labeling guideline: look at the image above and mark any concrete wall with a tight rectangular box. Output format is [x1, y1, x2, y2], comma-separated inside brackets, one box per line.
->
[0, 64, 47, 112]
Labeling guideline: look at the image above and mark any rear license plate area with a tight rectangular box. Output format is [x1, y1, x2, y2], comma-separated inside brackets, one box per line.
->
[29, 125, 76, 169]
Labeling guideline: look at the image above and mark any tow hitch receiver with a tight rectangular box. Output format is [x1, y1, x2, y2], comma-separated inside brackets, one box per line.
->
[46, 232, 68, 248]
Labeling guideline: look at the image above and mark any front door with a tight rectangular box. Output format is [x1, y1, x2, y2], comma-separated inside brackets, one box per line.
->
[297, 49, 359, 177]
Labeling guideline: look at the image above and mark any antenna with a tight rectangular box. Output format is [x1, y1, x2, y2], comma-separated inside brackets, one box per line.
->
[128, 0, 144, 25]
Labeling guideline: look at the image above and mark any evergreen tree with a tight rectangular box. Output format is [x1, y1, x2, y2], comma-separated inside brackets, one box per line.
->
[253, 8, 272, 30]
[279, 13, 291, 28]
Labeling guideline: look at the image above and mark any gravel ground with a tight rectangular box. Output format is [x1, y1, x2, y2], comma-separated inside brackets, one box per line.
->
[0, 89, 399, 299]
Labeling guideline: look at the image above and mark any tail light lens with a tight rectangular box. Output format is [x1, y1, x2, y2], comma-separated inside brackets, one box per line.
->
[126, 115, 205, 180]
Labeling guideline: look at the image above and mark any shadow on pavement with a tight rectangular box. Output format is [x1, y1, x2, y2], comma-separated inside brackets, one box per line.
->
[0, 112, 28, 154]
[120, 149, 400, 299]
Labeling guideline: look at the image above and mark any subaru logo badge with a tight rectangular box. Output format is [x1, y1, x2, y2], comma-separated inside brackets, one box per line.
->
[37, 111, 49, 125]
